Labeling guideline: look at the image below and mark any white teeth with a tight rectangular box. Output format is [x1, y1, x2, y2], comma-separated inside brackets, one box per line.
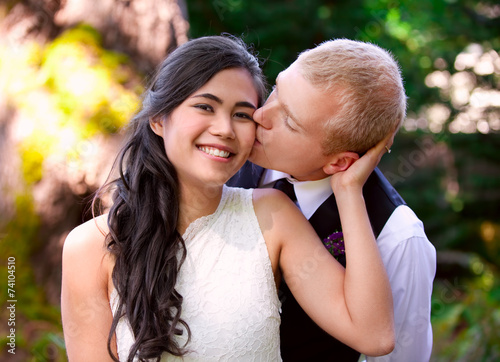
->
[198, 146, 230, 158]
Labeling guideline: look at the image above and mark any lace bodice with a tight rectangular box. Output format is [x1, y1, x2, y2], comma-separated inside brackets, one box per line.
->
[110, 186, 281, 361]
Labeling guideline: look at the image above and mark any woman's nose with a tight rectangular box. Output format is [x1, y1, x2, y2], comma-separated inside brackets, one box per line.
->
[210, 116, 236, 139]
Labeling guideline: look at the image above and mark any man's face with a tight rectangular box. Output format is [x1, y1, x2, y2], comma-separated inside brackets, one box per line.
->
[249, 61, 340, 181]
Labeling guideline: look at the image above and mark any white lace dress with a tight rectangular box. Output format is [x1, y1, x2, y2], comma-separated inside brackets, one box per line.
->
[110, 186, 282, 361]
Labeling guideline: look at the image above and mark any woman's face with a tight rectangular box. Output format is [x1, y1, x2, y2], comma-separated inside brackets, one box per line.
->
[151, 67, 259, 189]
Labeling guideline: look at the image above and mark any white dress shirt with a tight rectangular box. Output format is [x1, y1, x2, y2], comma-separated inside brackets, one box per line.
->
[261, 169, 436, 362]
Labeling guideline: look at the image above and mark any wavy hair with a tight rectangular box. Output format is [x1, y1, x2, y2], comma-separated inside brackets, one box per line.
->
[94, 35, 266, 361]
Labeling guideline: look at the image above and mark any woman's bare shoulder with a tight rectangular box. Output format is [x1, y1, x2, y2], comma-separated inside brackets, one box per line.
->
[252, 187, 292, 209]
[61, 214, 116, 359]
[252, 188, 308, 240]
[252, 188, 302, 219]
[63, 214, 110, 265]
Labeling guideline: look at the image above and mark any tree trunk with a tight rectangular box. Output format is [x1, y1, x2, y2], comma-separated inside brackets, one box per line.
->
[54, 0, 189, 73]
[0, 0, 189, 319]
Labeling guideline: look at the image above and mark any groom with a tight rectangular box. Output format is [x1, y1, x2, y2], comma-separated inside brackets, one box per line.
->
[228, 39, 436, 361]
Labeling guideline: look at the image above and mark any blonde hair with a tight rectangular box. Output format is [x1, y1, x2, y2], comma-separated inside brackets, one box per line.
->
[297, 39, 407, 155]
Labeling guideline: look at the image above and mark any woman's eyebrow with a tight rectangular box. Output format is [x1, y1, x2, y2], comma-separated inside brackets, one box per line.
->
[192, 93, 256, 110]
[192, 93, 223, 104]
[236, 101, 257, 110]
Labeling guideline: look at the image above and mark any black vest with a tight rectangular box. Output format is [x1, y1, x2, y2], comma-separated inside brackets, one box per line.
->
[227, 161, 405, 361]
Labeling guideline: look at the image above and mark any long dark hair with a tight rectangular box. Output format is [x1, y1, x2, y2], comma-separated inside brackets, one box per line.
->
[95, 35, 266, 361]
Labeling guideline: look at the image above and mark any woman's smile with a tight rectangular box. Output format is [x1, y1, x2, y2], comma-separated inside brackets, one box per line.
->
[197, 145, 233, 159]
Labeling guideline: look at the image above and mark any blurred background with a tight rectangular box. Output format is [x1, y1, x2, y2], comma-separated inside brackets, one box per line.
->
[0, 0, 499, 360]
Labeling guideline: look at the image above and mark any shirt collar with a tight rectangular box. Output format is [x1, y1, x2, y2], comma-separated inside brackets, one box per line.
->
[260, 169, 333, 220]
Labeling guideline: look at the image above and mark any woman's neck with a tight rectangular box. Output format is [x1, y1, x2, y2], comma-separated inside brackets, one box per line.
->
[177, 183, 223, 235]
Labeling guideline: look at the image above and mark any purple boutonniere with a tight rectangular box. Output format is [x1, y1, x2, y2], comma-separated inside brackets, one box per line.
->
[322, 231, 345, 261]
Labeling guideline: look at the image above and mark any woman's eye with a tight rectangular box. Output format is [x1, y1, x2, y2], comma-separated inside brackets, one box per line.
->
[194, 104, 213, 112]
[234, 112, 254, 121]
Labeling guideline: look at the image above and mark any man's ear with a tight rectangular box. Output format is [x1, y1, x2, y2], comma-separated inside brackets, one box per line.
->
[322, 152, 360, 175]
[149, 116, 164, 137]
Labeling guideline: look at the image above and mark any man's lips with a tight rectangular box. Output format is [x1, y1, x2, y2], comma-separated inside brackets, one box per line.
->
[254, 127, 263, 146]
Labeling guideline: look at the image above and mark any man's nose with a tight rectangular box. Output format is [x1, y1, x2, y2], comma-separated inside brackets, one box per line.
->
[254, 104, 272, 130]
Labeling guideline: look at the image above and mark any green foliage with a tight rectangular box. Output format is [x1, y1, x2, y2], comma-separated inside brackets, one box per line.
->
[19, 140, 45, 185]
[41, 24, 140, 137]
[380, 131, 500, 359]
[432, 261, 500, 361]
[380, 132, 500, 259]
[0, 194, 64, 357]
[0, 24, 142, 187]
[30, 332, 66, 362]
[0, 193, 40, 269]
[189, 0, 369, 82]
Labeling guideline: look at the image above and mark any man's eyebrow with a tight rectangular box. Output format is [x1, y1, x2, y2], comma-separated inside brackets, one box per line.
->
[275, 75, 304, 130]
[192, 93, 256, 110]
